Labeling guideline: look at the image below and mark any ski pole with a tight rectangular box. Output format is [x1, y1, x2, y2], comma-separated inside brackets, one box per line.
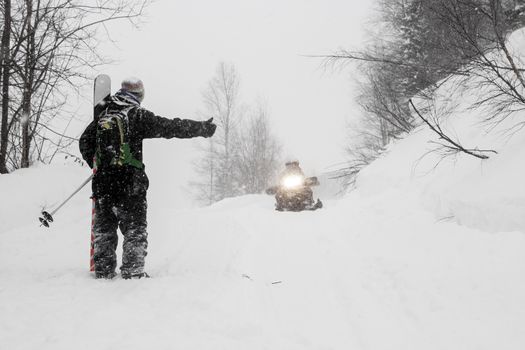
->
[39, 174, 93, 227]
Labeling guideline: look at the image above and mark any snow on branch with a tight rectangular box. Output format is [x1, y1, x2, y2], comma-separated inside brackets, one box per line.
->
[409, 99, 497, 160]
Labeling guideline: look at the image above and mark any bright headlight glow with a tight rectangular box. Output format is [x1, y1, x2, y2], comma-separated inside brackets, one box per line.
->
[282, 175, 304, 189]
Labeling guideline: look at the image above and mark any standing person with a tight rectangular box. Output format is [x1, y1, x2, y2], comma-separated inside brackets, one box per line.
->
[79, 77, 216, 279]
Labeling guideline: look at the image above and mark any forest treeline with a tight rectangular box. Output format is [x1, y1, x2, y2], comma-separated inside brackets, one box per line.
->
[335, 0, 525, 186]
[0, 0, 147, 173]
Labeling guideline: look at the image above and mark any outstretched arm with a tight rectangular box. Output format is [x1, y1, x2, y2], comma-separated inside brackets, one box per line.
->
[79, 121, 96, 168]
[138, 109, 216, 139]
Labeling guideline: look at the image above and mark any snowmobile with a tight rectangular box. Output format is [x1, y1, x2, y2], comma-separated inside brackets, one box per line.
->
[266, 174, 323, 212]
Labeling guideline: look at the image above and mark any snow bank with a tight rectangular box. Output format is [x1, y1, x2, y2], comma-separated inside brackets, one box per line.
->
[0, 162, 90, 234]
[354, 29, 525, 233]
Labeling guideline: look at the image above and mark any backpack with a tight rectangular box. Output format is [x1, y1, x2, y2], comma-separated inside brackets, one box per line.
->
[94, 105, 143, 170]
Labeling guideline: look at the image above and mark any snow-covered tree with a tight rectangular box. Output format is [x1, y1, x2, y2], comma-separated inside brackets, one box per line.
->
[191, 64, 282, 204]
[196, 62, 243, 202]
[334, 0, 525, 185]
[233, 102, 281, 194]
[0, 0, 147, 173]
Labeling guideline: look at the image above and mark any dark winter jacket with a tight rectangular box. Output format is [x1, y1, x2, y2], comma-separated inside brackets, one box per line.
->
[79, 91, 211, 197]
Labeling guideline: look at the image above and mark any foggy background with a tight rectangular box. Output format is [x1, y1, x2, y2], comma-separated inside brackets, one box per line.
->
[72, 0, 372, 207]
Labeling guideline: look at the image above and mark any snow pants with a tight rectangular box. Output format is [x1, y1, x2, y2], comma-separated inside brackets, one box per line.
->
[93, 191, 148, 277]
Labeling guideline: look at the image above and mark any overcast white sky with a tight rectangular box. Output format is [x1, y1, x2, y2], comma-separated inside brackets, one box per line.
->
[74, 0, 372, 206]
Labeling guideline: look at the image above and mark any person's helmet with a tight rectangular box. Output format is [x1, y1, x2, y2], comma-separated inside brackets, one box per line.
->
[121, 77, 145, 103]
[285, 160, 299, 168]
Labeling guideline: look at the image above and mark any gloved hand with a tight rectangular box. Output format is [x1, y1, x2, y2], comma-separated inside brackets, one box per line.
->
[201, 118, 217, 138]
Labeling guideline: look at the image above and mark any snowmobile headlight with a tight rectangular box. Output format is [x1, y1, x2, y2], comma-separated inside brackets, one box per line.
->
[282, 175, 304, 189]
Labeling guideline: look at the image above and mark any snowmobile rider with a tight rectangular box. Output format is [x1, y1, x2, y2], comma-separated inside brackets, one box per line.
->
[273, 161, 322, 211]
[79, 78, 217, 279]
[278, 161, 306, 186]
[277, 161, 311, 205]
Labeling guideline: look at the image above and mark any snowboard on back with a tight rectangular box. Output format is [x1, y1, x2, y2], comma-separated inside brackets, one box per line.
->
[90, 74, 111, 272]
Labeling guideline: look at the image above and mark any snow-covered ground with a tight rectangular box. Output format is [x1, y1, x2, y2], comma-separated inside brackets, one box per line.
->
[1, 133, 525, 349]
[2, 30, 525, 350]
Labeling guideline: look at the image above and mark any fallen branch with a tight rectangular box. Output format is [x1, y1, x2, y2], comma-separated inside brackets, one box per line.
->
[409, 99, 497, 160]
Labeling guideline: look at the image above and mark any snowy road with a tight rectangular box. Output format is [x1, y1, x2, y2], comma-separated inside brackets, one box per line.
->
[1, 165, 524, 349]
